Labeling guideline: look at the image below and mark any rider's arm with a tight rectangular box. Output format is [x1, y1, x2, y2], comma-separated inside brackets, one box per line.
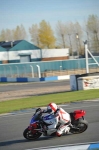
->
[36, 108, 48, 113]
[42, 109, 47, 113]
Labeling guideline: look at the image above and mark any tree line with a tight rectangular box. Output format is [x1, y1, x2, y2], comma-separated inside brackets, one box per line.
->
[0, 14, 99, 55]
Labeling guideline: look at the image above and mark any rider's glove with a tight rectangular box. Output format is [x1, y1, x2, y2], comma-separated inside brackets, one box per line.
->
[36, 108, 41, 112]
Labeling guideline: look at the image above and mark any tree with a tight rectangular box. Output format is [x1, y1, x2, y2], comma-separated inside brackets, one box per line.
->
[0, 29, 14, 41]
[20, 24, 27, 39]
[5, 29, 13, 41]
[86, 15, 99, 52]
[56, 21, 67, 48]
[0, 29, 6, 41]
[13, 24, 27, 40]
[0, 25, 27, 42]
[86, 15, 99, 36]
[55, 21, 83, 56]
[39, 20, 56, 48]
[73, 22, 83, 55]
[29, 24, 40, 47]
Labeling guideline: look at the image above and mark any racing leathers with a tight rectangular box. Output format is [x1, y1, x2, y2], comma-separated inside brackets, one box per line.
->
[42, 107, 71, 136]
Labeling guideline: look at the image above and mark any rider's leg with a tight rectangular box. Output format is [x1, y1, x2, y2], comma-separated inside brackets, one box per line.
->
[56, 124, 70, 136]
[47, 117, 58, 129]
[56, 120, 71, 137]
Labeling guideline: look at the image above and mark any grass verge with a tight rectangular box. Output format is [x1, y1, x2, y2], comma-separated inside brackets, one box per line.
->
[0, 89, 99, 114]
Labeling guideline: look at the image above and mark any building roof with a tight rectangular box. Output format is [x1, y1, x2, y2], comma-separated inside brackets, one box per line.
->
[0, 46, 6, 51]
[0, 40, 22, 49]
[0, 41, 5, 46]
[0, 40, 40, 51]
[10, 40, 40, 51]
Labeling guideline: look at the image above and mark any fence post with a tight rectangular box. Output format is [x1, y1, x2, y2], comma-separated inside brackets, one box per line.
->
[23, 66, 26, 77]
[9, 66, 12, 77]
[16, 65, 19, 77]
[60, 66, 62, 75]
[30, 65, 34, 78]
[3, 66, 6, 77]
[36, 65, 41, 78]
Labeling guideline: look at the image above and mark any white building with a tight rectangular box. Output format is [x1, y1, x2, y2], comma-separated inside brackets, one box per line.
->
[0, 40, 69, 64]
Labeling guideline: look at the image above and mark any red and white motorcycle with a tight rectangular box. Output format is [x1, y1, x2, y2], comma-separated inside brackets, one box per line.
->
[23, 108, 88, 140]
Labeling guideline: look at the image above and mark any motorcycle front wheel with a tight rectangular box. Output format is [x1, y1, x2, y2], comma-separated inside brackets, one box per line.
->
[23, 128, 42, 140]
[70, 119, 88, 134]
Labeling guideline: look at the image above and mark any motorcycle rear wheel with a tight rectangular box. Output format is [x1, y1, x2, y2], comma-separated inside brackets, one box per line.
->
[70, 119, 88, 134]
[23, 128, 42, 140]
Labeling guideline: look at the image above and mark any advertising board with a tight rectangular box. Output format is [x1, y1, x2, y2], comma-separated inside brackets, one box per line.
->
[78, 76, 99, 90]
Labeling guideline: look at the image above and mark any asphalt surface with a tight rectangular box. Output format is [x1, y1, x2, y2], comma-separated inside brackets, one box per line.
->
[0, 80, 70, 101]
[0, 80, 70, 92]
[0, 100, 99, 150]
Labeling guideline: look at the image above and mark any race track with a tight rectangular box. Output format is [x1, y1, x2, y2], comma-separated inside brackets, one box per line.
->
[0, 80, 70, 92]
[0, 80, 70, 101]
[0, 100, 99, 150]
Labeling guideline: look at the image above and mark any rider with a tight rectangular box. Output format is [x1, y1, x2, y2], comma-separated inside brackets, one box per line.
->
[39, 102, 71, 137]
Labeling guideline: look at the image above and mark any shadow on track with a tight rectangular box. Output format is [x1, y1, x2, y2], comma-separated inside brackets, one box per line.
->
[0, 137, 54, 147]
[0, 134, 71, 147]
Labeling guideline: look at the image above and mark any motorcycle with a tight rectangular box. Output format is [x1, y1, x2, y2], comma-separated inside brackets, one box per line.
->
[23, 108, 88, 140]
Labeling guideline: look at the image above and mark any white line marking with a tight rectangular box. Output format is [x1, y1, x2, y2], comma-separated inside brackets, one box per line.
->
[25, 141, 99, 150]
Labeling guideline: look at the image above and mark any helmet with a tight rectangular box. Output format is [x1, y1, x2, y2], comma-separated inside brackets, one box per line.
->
[47, 103, 57, 114]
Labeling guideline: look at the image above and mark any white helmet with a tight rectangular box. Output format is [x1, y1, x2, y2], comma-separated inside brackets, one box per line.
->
[47, 103, 57, 114]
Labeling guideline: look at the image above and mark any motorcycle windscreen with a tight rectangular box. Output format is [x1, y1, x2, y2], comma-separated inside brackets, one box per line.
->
[30, 115, 39, 124]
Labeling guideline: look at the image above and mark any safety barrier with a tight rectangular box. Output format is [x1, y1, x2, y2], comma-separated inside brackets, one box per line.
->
[0, 75, 70, 82]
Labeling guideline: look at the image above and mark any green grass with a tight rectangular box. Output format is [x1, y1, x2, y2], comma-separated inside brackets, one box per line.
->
[0, 89, 99, 114]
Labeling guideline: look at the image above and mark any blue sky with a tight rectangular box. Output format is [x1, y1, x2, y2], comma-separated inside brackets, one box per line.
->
[0, 0, 99, 36]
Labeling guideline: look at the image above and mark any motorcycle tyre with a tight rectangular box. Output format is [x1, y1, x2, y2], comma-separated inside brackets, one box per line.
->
[70, 119, 88, 134]
[23, 128, 42, 140]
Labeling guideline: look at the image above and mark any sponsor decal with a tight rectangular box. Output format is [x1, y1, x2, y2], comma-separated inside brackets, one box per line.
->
[83, 77, 99, 89]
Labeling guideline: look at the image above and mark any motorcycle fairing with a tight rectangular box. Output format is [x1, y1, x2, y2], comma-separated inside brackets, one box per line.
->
[42, 114, 55, 125]
[43, 114, 55, 121]
[30, 117, 38, 124]
[74, 110, 86, 120]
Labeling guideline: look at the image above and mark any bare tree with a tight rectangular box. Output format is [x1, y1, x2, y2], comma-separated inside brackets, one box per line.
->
[13, 24, 27, 40]
[86, 15, 99, 52]
[65, 22, 75, 56]
[29, 24, 40, 47]
[56, 21, 83, 56]
[5, 29, 14, 41]
[20, 24, 27, 40]
[73, 22, 83, 55]
[56, 21, 67, 48]
[0, 29, 6, 41]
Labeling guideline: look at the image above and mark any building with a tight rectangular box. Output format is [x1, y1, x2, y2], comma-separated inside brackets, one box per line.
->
[0, 40, 69, 64]
[0, 46, 7, 64]
[0, 40, 41, 63]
